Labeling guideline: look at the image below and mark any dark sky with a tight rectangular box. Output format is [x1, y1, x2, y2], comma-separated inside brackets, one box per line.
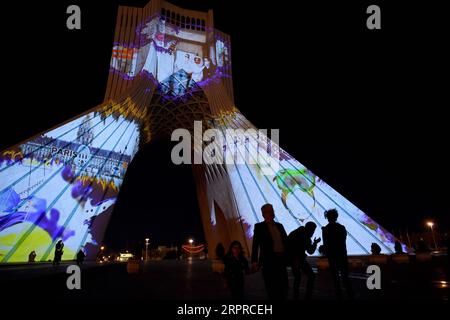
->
[1, 1, 449, 252]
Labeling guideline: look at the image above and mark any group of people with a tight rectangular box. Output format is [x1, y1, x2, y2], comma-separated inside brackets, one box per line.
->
[222, 204, 354, 300]
[26, 239, 87, 266]
[47, 240, 85, 266]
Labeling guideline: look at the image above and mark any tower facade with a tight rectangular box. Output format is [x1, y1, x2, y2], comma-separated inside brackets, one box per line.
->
[0, 1, 403, 262]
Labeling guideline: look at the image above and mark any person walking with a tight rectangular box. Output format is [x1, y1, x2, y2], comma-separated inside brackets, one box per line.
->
[322, 209, 354, 299]
[251, 203, 289, 300]
[223, 241, 250, 299]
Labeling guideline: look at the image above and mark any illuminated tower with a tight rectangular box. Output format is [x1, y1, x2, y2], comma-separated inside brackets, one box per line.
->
[0, 0, 404, 263]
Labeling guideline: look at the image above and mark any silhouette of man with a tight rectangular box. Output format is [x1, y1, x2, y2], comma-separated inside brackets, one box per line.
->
[288, 221, 321, 299]
[53, 240, 64, 266]
[394, 241, 404, 254]
[322, 209, 354, 299]
[76, 249, 86, 266]
[251, 203, 289, 299]
[28, 250, 36, 263]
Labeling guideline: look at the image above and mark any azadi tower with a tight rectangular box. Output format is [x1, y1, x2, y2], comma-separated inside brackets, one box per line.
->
[0, 0, 403, 262]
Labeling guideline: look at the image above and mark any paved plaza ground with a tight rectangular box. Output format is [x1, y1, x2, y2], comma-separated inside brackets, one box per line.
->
[1, 258, 448, 302]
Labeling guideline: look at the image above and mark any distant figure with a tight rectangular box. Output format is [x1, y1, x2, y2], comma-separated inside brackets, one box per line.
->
[445, 234, 450, 269]
[371, 243, 382, 255]
[215, 243, 225, 260]
[288, 222, 321, 299]
[177, 244, 182, 260]
[204, 245, 209, 259]
[28, 250, 36, 263]
[76, 249, 86, 266]
[322, 209, 354, 299]
[53, 240, 64, 266]
[445, 234, 449, 257]
[223, 241, 250, 299]
[394, 241, 404, 254]
[251, 203, 289, 300]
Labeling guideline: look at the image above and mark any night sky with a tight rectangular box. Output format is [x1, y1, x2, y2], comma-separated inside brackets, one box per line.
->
[1, 1, 448, 253]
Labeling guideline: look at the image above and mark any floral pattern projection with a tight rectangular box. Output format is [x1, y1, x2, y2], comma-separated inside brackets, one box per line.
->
[209, 111, 406, 255]
[0, 108, 141, 262]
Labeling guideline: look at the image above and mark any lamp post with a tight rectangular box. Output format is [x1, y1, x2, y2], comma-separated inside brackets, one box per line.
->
[426, 222, 437, 250]
[145, 238, 150, 261]
[187, 238, 194, 261]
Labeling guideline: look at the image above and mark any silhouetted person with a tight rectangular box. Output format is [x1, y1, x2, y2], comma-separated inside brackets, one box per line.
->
[53, 240, 64, 266]
[445, 234, 449, 257]
[28, 250, 36, 263]
[204, 244, 209, 259]
[288, 222, 321, 299]
[215, 243, 225, 260]
[371, 243, 382, 255]
[223, 241, 250, 300]
[251, 203, 289, 300]
[322, 209, 354, 299]
[76, 249, 86, 266]
[394, 241, 404, 254]
[444, 234, 450, 275]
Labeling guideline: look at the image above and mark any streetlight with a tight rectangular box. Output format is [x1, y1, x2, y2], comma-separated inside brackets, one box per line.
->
[145, 238, 150, 261]
[188, 238, 194, 246]
[100, 245, 105, 251]
[426, 221, 438, 250]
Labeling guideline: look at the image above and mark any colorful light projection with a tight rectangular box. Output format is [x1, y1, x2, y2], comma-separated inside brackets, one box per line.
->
[0, 107, 141, 262]
[110, 16, 230, 89]
[1, 3, 405, 263]
[209, 112, 406, 255]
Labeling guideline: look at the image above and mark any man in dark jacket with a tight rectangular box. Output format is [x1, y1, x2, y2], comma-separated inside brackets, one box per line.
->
[322, 209, 353, 299]
[288, 221, 321, 299]
[251, 203, 289, 299]
[53, 240, 64, 266]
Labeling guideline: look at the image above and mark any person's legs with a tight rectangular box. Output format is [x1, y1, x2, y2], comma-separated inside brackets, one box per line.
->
[281, 264, 289, 299]
[275, 257, 288, 300]
[229, 279, 244, 300]
[299, 259, 315, 299]
[328, 259, 342, 299]
[291, 259, 302, 299]
[338, 259, 354, 299]
[263, 257, 288, 300]
[234, 279, 245, 300]
[262, 265, 276, 299]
